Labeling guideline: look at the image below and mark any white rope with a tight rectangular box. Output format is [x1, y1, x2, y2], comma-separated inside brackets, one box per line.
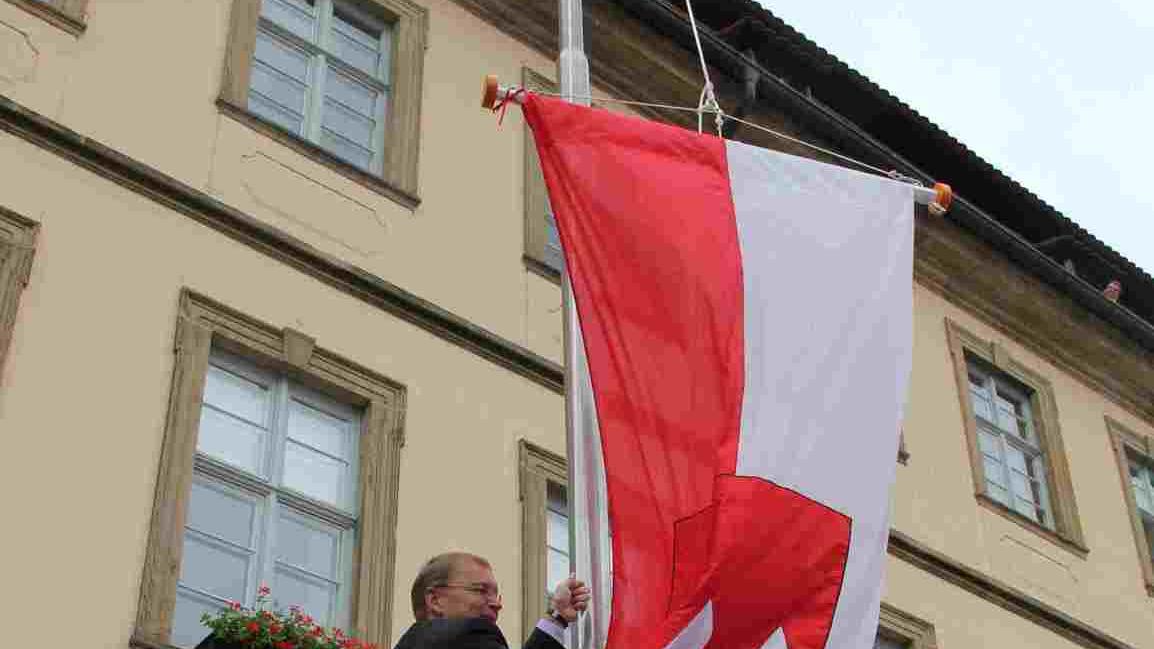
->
[684, 0, 723, 136]
[524, 88, 920, 184]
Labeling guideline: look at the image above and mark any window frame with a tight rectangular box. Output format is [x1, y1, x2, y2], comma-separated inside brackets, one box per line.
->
[876, 602, 938, 649]
[219, 0, 426, 208]
[966, 358, 1054, 527]
[134, 289, 406, 649]
[945, 318, 1086, 555]
[519, 440, 568, 638]
[521, 67, 563, 282]
[1105, 415, 1154, 596]
[3, 0, 86, 34]
[0, 207, 37, 385]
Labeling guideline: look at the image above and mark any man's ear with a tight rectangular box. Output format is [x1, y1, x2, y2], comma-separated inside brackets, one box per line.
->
[424, 588, 443, 618]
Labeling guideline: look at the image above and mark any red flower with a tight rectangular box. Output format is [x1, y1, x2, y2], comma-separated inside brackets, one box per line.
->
[308, 626, 323, 637]
[261, 611, 274, 619]
[246, 622, 261, 634]
[229, 601, 243, 611]
[270, 624, 282, 634]
[258, 584, 271, 596]
[275, 642, 294, 649]
[303, 615, 314, 625]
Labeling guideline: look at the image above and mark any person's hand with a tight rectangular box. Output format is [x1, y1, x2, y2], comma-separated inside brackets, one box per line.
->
[549, 574, 591, 625]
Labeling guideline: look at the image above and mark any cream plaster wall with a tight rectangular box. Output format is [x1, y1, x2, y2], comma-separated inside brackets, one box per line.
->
[899, 281, 1154, 646]
[0, 129, 564, 648]
[0, 0, 569, 367]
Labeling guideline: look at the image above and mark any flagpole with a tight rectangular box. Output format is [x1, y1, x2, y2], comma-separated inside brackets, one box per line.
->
[557, 2, 610, 649]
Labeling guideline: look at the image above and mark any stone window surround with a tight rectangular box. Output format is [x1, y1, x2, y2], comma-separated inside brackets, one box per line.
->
[218, 0, 427, 209]
[133, 289, 406, 649]
[945, 317, 1086, 556]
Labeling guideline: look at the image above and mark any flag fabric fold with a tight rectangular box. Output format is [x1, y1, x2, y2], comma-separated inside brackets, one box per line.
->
[523, 94, 913, 649]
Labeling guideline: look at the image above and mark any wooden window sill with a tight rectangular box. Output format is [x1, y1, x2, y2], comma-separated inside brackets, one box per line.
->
[4, 0, 85, 34]
[975, 492, 1089, 559]
[217, 98, 420, 211]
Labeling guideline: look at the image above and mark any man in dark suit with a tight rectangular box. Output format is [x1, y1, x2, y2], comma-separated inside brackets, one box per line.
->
[393, 552, 591, 649]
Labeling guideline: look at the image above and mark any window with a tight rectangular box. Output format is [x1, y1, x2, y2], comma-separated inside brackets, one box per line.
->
[519, 441, 568, 634]
[521, 68, 563, 279]
[875, 603, 937, 649]
[135, 290, 405, 649]
[1106, 416, 1154, 595]
[1129, 461, 1154, 563]
[966, 358, 1052, 526]
[874, 637, 908, 649]
[546, 481, 572, 604]
[220, 0, 426, 204]
[945, 318, 1085, 553]
[3, 0, 86, 33]
[0, 208, 37, 383]
[250, 0, 391, 174]
[171, 348, 362, 647]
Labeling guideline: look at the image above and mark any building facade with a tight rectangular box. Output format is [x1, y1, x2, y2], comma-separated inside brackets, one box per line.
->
[0, 1, 1151, 648]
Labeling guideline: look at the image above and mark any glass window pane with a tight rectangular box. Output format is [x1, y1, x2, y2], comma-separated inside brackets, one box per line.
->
[282, 439, 349, 508]
[287, 398, 353, 460]
[986, 480, 1009, 506]
[983, 456, 1006, 487]
[1132, 465, 1154, 516]
[172, 589, 223, 648]
[180, 532, 253, 602]
[995, 396, 1021, 437]
[1013, 496, 1040, 521]
[547, 481, 567, 513]
[187, 480, 259, 548]
[322, 93, 377, 148]
[254, 29, 311, 84]
[547, 547, 570, 593]
[1009, 471, 1033, 503]
[325, 68, 378, 117]
[977, 429, 1001, 459]
[330, 9, 383, 77]
[274, 566, 338, 627]
[969, 383, 997, 420]
[547, 509, 569, 552]
[277, 511, 341, 578]
[250, 92, 306, 135]
[1005, 445, 1028, 475]
[320, 131, 372, 171]
[262, 0, 317, 42]
[544, 211, 563, 269]
[1142, 516, 1154, 563]
[198, 407, 268, 476]
[203, 364, 270, 426]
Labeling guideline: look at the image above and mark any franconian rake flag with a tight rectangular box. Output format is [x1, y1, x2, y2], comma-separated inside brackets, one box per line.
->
[523, 94, 914, 649]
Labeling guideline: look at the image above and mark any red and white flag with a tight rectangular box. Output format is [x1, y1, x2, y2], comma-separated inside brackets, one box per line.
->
[524, 95, 914, 649]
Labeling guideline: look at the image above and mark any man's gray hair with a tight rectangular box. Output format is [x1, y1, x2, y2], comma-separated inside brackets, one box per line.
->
[410, 551, 491, 620]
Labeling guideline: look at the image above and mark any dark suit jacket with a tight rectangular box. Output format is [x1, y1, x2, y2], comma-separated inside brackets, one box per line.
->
[392, 617, 563, 649]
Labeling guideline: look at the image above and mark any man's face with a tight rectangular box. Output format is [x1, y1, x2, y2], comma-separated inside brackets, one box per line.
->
[426, 559, 503, 622]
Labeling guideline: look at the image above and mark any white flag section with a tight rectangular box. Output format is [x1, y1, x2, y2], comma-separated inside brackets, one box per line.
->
[524, 94, 913, 649]
[728, 139, 913, 649]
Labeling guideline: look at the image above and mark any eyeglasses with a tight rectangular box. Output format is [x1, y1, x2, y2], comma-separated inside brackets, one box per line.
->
[434, 582, 502, 602]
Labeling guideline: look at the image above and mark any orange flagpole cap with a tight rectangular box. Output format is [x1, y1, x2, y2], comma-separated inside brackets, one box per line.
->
[482, 74, 500, 110]
[928, 182, 953, 216]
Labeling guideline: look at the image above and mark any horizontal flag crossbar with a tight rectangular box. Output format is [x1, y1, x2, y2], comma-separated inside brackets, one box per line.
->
[481, 74, 954, 216]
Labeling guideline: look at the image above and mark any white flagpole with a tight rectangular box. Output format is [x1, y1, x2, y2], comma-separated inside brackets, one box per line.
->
[558, 2, 611, 649]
